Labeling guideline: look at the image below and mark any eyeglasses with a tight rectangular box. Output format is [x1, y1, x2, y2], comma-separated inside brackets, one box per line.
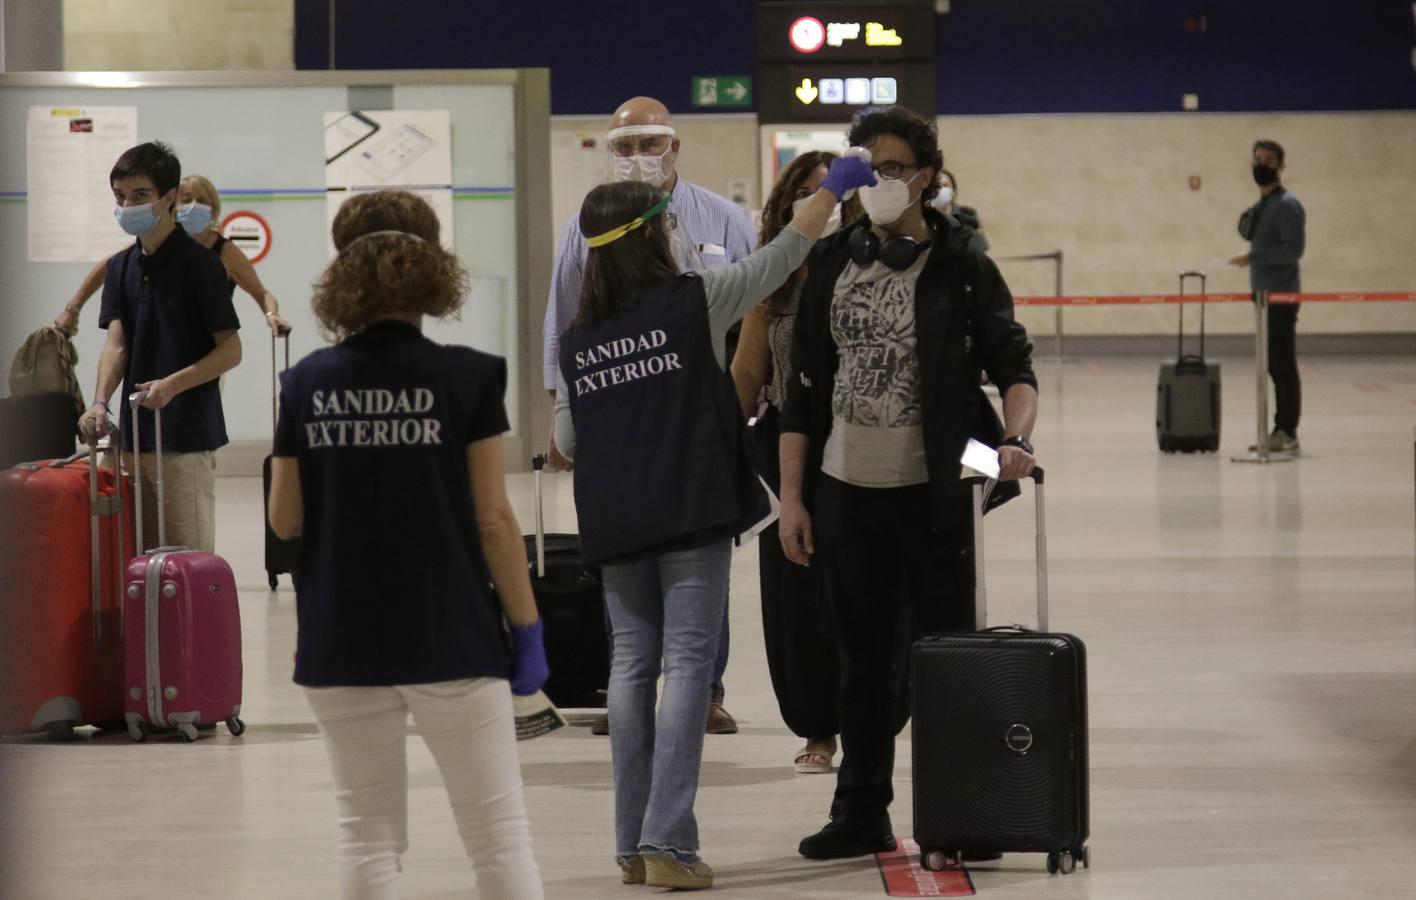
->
[872, 162, 918, 181]
[610, 135, 672, 157]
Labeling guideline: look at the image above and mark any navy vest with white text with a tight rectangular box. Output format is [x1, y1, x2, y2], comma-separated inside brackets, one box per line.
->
[560, 275, 766, 563]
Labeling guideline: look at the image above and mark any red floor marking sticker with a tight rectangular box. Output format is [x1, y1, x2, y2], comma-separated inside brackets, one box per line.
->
[876, 837, 975, 897]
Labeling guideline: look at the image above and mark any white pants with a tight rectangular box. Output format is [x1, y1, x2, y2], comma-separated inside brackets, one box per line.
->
[304, 678, 544, 900]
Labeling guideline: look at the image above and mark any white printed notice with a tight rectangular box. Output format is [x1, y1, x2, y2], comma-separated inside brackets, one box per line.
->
[323, 110, 453, 257]
[26, 105, 138, 262]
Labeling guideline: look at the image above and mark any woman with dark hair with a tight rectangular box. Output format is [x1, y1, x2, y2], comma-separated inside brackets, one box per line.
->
[551, 154, 874, 891]
[930, 167, 990, 253]
[731, 151, 850, 777]
[269, 190, 547, 898]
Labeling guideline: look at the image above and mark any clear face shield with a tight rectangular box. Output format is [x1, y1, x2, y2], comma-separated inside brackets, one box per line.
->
[607, 124, 677, 188]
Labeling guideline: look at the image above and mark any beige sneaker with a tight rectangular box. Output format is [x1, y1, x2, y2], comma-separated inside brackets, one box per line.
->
[644, 853, 714, 890]
[619, 855, 646, 885]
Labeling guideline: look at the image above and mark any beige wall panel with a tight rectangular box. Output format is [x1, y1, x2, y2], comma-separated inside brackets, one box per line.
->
[63, 0, 293, 72]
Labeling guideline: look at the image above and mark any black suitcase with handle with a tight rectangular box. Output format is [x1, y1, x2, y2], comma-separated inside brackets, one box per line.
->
[911, 469, 1091, 876]
[264, 333, 301, 589]
[524, 455, 609, 709]
[1156, 270, 1221, 453]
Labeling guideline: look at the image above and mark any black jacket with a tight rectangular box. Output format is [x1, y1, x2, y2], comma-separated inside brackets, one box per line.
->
[780, 207, 1036, 526]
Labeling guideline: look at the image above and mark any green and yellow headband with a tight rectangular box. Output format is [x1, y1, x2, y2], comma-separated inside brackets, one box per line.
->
[584, 193, 671, 249]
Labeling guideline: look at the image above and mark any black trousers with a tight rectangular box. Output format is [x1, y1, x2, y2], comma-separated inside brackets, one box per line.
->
[755, 408, 840, 740]
[1267, 303, 1301, 436]
[812, 474, 976, 819]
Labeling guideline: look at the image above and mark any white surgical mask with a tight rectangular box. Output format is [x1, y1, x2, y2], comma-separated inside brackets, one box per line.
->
[791, 195, 841, 238]
[932, 186, 955, 210]
[858, 170, 922, 226]
[612, 150, 672, 188]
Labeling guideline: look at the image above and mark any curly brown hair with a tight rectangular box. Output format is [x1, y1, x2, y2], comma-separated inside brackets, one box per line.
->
[312, 191, 469, 341]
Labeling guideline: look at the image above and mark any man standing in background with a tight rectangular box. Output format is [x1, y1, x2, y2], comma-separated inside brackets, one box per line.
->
[542, 96, 757, 736]
[1231, 139, 1306, 454]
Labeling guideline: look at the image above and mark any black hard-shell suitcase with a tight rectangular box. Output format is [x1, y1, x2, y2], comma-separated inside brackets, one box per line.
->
[524, 455, 609, 709]
[1157, 270, 1221, 452]
[911, 469, 1091, 876]
[264, 334, 301, 589]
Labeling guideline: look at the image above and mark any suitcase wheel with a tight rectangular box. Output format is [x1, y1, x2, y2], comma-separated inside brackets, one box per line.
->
[1047, 850, 1077, 875]
[268, 573, 279, 590]
[128, 722, 148, 743]
[45, 720, 77, 743]
[1079, 846, 1091, 869]
[920, 849, 952, 872]
[226, 716, 246, 737]
[177, 723, 199, 743]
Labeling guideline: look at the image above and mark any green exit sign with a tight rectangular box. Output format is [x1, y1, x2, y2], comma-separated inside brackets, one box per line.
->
[691, 76, 753, 108]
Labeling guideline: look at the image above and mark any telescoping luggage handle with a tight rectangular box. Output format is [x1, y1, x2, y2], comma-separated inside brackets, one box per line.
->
[128, 390, 166, 553]
[531, 455, 547, 578]
[971, 467, 1047, 633]
[1177, 269, 1208, 361]
[48, 423, 124, 645]
[270, 332, 290, 435]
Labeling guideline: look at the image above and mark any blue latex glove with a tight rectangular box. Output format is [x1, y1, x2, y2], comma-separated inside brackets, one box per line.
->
[819, 151, 877, 201]
[509, 619, 549, 697]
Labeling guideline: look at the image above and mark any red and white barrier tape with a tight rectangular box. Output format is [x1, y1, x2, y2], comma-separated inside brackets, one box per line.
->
[1012, 291, 1416, 307]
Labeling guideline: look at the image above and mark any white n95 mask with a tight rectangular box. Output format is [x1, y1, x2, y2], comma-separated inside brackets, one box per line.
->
[858, 170, 921, 226]
[791, 195, 841, 238]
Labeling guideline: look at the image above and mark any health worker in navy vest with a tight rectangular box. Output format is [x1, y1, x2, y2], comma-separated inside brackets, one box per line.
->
[542, 96, 758, 737]
[777, 107, 1040, 861]
[730, 150, 850, 778]
[267, 191, 548, 899]
[55, 173, 293, 338]
[78, 142, 243, 554]
[1230, 139, 1306, 455]
[551, 155, 876, 890]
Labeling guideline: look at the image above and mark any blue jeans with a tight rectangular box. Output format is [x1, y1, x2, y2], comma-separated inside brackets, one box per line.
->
[603, 540, 731, 865]
[606, 592, 730, 703]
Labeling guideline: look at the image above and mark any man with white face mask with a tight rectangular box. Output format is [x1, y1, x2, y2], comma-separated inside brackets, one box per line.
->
[777, 107, 1040, 861]
[541, 96, 756, 737]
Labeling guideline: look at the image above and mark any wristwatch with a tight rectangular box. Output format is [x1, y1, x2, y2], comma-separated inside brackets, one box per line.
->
[1001, 435, 1034, 455]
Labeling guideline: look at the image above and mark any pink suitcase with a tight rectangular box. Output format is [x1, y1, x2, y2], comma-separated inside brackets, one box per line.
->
[122, 391, 244, 743]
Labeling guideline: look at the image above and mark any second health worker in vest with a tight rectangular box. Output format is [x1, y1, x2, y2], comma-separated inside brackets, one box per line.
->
[550, 154, 875, 890]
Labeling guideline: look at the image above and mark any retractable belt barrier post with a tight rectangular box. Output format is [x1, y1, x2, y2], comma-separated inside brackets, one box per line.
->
[1230, 290, 1293, 464]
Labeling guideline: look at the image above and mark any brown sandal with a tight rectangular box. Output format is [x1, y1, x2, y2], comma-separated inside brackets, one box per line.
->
[794, 748, 834, 774]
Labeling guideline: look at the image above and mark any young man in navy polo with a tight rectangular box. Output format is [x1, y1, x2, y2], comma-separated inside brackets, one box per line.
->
[79, 141, 242, 552]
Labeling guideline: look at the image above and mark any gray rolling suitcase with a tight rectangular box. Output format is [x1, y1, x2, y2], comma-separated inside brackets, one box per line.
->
[911, 470, 1091, 876]
[1156, 271, 1221, 453]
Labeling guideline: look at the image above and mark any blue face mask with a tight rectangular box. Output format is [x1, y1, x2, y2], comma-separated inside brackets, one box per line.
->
[177, 201, 213, 235]
[113, 200, 163, 236]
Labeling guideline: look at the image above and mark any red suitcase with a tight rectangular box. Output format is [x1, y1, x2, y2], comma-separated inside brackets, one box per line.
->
[0, 441, 131, 739]
[122, 392, 244, 743]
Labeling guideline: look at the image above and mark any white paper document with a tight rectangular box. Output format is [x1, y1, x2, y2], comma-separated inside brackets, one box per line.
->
[26, 105, 138, 262]
[960, 438, 1000, 511]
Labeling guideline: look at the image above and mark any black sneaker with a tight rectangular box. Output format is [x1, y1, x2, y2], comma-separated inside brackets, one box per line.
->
[799, 813, 897, 859]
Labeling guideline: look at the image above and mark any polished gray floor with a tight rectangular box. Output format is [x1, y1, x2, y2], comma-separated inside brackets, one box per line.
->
[2, 354, 1414, 898]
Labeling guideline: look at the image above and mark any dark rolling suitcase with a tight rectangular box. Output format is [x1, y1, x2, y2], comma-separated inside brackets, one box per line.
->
[911, 469, 1091, 876]
[0, 392, 77, 470]
[1156, 270, 1221, 453]
[264, 334, 300, 589]
[524, 455, 609, 709]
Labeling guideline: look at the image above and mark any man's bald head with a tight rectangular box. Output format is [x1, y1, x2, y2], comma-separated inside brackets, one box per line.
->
[606, 96, 681, 190]
[610, 97, 672, 130]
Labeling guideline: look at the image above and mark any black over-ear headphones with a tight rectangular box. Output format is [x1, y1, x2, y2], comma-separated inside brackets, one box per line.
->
[847, 224, 932, 271]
